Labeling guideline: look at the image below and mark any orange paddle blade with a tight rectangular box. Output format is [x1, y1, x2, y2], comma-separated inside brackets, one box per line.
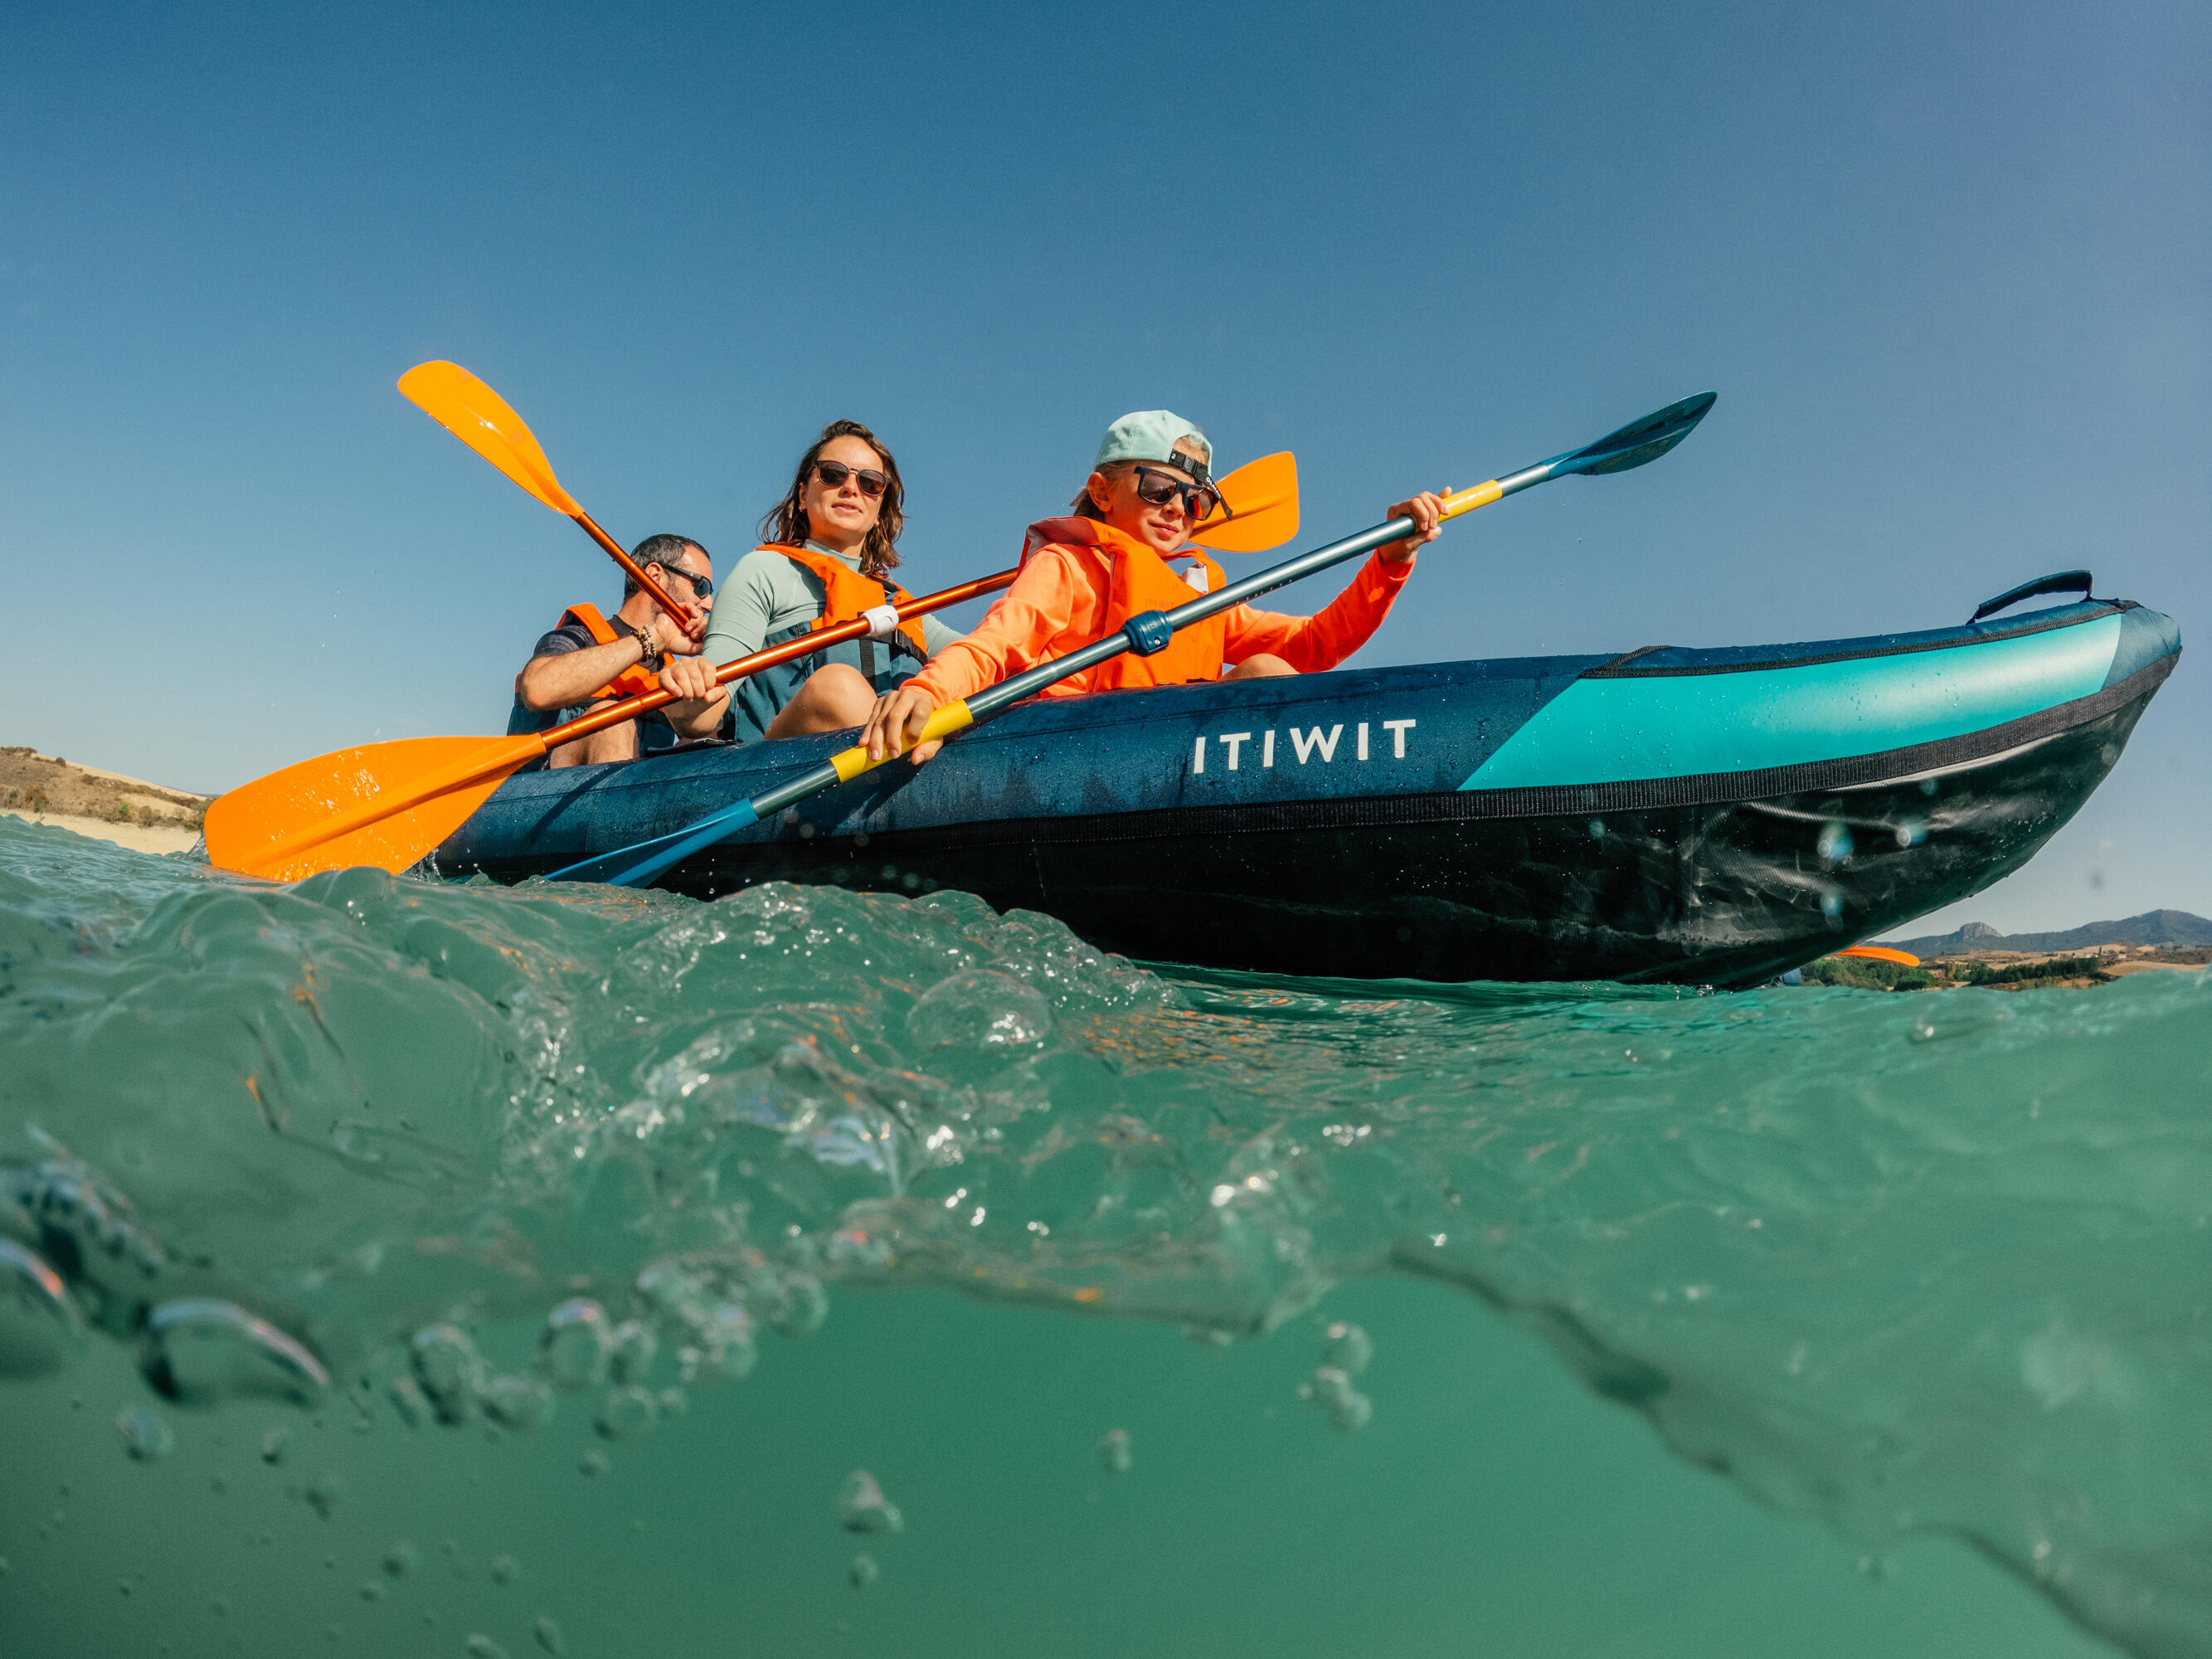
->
[1838, 945, 1920, 966]
[1190, 450, 1298, 553]
[205, 735, 529, 882]
[399, 361, 579, 517]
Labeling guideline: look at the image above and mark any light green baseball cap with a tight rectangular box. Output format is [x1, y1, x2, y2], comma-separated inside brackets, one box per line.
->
[1093, 411, 1213, 479]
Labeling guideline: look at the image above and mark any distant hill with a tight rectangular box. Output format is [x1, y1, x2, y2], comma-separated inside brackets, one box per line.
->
[1879, 910, 2212, 958]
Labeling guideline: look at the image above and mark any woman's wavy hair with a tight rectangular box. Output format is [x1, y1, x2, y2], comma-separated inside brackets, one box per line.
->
[759, 420, 906, 577]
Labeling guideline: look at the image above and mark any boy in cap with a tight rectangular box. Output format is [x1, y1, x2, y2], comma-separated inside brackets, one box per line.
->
[858, 411, 1443, 761]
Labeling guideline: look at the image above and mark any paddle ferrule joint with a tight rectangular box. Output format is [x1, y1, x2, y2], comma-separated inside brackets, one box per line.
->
[1123, 611, 1174, 656]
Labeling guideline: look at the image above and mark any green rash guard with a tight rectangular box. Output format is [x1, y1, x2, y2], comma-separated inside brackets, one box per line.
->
[699, 542, 965, 664]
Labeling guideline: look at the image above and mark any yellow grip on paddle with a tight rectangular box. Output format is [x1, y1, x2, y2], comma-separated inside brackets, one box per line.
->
[1441, 479, 1505, 519]
[829, 699, 975, 781]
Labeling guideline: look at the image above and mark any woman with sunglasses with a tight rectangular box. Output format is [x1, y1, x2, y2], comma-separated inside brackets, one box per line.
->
[701, 420, 964, 743]
[858, 410, 1444, 764]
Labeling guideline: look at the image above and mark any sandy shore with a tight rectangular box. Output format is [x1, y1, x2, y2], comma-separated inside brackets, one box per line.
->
[4, 810, 203, 857]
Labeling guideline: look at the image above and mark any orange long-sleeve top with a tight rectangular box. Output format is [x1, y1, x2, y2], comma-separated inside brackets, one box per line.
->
[907, 540, 1415, 705]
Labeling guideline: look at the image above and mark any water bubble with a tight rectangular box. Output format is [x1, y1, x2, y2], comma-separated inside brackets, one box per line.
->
[532, 1616, 566, 1657]
[1320, 1321, 1373, 1376]
[465, 1637, 511, 1659]
[1097, 1428, 1131, 1475]
[411, 1324, 487, 1425]
[594, 1384, 658, 1443]
[907, 968, 1054, 1051]
[606, 1321, 656, 1386]
[1894, 818, 1927, 848]
[1816, 822, 1855, 862]
[537, 1299, 611, 1393]
[260, 1426, 290, 1465]
[489, 1554, 518, 1586]
[117, 1406, 173, 1461]
[388, 1374, 430, 1428]
[304, 1471, 344, 1519]
[767, 1272, 829, 1339]
[481, 1375, 555, 1432]
[838, 1470, 903, 1535]
[848, 1553, 879, 1589]
[382, 1540, 419, 1580]
[1820, 890, 1845, 921]
[0, 1239, 82, 1377]
[143, 1300, 329, 1405]
[577, 1447, 610, 1478]
[1310, 1366, 1373, 1433]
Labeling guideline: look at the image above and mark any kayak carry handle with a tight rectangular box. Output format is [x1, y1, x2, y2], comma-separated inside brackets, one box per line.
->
[1970, 569, 2093, 624]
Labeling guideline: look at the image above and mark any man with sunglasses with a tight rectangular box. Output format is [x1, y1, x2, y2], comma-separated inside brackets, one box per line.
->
[508, 532, 730, 767]
[858, 411, 1443, 763]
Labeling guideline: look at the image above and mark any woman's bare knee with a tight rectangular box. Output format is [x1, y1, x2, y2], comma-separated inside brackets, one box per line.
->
[1225, 654, 1296, 680]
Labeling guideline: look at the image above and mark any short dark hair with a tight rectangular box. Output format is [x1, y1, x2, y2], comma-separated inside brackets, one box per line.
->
[623, 533, 706, 598]
[759, 420, 906, 577]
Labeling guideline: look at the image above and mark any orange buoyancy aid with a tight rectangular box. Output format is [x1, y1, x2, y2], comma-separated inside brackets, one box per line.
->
[559, 601, 661, 701]
[765, 543, 931, 660]
[1018, 518, 1229, 690]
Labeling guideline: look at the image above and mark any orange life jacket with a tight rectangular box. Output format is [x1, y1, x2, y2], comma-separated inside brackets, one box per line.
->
[764, 543, 930, 660]
[1018, 518, 1228, 690]
[559, 602, 661, 701]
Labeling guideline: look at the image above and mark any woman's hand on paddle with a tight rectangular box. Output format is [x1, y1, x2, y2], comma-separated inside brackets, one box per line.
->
[1378, 489, 1449, 566]
[862, 684, 945, 765]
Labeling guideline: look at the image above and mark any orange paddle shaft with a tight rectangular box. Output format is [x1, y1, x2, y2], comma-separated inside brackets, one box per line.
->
[572, 507, 701, 633]
[543, 566, 1016, 746]
[230, 567, 1017, 876]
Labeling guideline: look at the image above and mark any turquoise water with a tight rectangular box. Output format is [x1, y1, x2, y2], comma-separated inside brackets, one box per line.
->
[3, 815, 2207, 1657]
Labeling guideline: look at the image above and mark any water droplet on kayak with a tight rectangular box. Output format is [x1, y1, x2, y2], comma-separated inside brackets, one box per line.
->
[382, 1540, 418, 1579]
[577, 1447, 610, 1477]
[537, 1299, 611, 1393]
[594, 1384, 657, 1443]
[1587, 818, 1606, 839]
[532, 1615, 566, 1656]
[1816, 822, 1854, 862]
[411, 1324, 486, 1424]
[1821, 890, 1845, 921]
[1097, 1428, 1131, 1474]
[1320, 1321, 1373, 1376]
[465, 1637, 511, 1659]
[143, 1299, 328, 1404]
[838, 1469, 903, 1534]
[489, 1553, 518, 1585]
[303, 1471, 344, 1519]
[481, 1375, 555, 1432]
[907, 968, 1053, 1051]
[116, 1406, 173, 1460]
[848, 1553, 879, 1588]
[1894, 818, 1927, 848]
[260, 1426, 289, 1465]
[357, 1581, 383, 1602]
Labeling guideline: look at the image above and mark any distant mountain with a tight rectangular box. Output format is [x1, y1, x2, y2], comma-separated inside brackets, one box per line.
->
[1879, 909, 2212, 958]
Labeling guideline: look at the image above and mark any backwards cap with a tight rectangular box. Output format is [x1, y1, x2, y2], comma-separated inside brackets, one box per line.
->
[1094, 411, 1213, 481]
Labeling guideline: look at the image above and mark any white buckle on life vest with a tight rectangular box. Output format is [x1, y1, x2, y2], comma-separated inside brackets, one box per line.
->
[861, 603, 900, 640]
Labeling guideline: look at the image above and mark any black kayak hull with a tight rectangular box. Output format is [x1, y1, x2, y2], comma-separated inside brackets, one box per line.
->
[438, 598, 2180, 988]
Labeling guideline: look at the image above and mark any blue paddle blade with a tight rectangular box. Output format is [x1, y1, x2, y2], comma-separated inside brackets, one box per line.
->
[548, 797, 760, 886]
[1550, 391, 1717, 478]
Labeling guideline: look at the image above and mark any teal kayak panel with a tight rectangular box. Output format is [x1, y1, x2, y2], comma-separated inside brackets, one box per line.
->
[1461, 613, 2122, 791]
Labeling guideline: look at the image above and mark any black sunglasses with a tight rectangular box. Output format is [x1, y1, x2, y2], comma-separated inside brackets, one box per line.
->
[653, 562, 713, 599]
[813, 460, 891, 499]
[1133, 465, 1223, 521]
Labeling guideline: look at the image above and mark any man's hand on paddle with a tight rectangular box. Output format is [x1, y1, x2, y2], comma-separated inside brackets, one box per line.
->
[861, 684, 945, 765]
[1378, 489, 1449, 565]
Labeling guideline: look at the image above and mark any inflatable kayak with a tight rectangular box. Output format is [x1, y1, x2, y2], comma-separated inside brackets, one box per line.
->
[437, 579, 2180, 987]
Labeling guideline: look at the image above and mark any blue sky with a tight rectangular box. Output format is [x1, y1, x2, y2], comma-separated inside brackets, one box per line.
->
[2, 1, 2205, 932]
